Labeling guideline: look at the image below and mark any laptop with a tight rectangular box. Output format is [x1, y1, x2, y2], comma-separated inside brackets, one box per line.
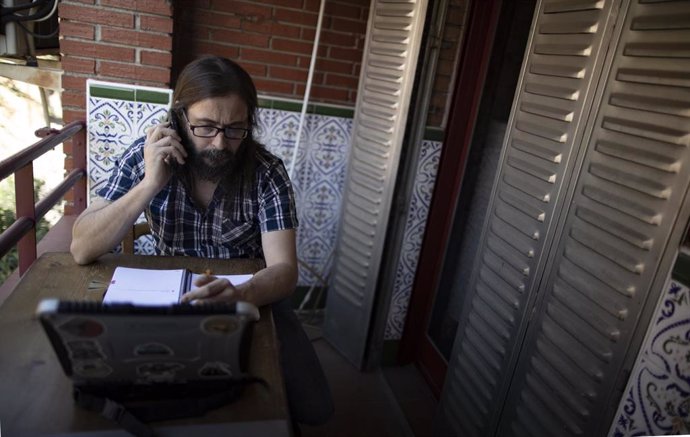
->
[36, 299, 260, 389]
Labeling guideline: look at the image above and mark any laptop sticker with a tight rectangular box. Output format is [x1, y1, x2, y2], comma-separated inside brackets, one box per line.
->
[201, 316, 239, 335]
[133, 342, 174, 357]
[137, 362, 184, 383]
[58, 317, 104, 338]
[199, 361, 233, 378]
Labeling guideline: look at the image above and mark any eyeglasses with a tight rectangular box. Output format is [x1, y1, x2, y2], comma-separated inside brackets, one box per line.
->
[181, 110, 249, 140]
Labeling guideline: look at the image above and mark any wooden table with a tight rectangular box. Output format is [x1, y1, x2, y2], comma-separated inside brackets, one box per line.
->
[0, 252, 290, 436]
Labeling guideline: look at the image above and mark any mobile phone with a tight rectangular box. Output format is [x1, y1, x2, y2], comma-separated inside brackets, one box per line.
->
[168, 109, 182, 136]
[166, 109, 188, 167]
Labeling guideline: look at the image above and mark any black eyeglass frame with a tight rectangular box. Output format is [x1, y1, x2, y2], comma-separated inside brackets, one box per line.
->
[180, 109, 250, 140]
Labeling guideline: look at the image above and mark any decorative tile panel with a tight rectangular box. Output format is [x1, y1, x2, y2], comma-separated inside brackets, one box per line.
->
[87, 80, 173, 200]
[86, 80, 173, 254]
[385, 140, 443, 340]
[256, 108, 353, 286]
[609, 277, 690, 436]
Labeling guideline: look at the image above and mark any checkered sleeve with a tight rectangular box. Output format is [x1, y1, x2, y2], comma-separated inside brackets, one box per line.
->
[258, 157, 299, 233]
[96, 137, 147, 202]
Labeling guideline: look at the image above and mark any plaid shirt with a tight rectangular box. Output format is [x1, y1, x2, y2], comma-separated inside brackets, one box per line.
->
[98, 137, 298, 259]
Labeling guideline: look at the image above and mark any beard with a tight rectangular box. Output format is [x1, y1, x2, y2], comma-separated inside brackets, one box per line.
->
[174, 129, 257, 206]
[180, 130, 239, 182]
[189, 147, 237, 182]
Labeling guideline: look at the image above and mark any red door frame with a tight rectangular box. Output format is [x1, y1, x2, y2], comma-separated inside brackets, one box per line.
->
[398, 0, 503, 398]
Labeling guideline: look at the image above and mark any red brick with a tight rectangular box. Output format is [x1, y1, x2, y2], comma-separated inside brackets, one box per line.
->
[59, 21, 95, 40]
[269, 66, 308, 82]
[61, 40, 136, 62]
[436, 58, 455, 76]
[320, 30, 357, 47]
[331, 17, 367, 34]
[324, 2, 361, 20]
[211, 29, 269, 48]
[241, 62, 268, 79]
[241, 21, 301, 39]
[301, 27, 315, 41]
[274, 7, 318, 26]
[324, 73, 358, 89]
[310, 84, 349, 102]
[62, 90, 86, 108]
[180, 10, 241, 28]
[353, 62, 362, 77]
[62, 141, 74, 156]
[447, 3, 469, 26]
[348, 90, 358, 104]
[207, 13, 243, 29]
[63, 109, 86, 123]
[62, 75, 88, 93]
[300, 17, 331, 40]
[141, 50, 172, 67]
[254, 0, 302, 8]
[141, 15, 173, 33]
[101, 0, 172, 16]
[346, 0, 372, 7]
[315, 58, 352, 74]
[98, 61, 170, 84]
[303, 0, 321, 12]
[211, 1, 272, 20]
[253, 78, 294, 96]
[439, 45, 456, 61]
[59, 4, 134, 28]
[433, 75, 451, 92]
[195, 42, 241, 59]
[241, 48, 298, 66]
[272, 38, 313, 55]
[329, 46, 363, 64]
[101, 28, 172, 51]
[61, 56, 96, 75]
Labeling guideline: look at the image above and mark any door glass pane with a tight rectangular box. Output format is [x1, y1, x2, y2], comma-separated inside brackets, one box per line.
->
[427, 0, 536, 360]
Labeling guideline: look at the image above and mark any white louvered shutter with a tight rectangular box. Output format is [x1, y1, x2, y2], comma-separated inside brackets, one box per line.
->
[323, 0, 429, 367]
[438, 0, 690, 436]
[498, 1, 690, 436]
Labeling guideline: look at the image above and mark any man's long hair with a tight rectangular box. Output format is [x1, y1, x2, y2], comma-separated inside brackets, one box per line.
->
[170, 56, 263, 205]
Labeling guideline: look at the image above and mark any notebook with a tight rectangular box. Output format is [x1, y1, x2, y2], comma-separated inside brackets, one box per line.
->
[102, 266, 253, 306]
[36, 298, 260, 388]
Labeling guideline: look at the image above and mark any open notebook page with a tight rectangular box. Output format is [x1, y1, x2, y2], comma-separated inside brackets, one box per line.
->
[103, 267, 187, 306]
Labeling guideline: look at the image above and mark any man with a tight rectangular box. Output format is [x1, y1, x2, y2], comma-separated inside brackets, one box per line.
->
[71, 55, 333, 426]
[71, 56, 297, 308]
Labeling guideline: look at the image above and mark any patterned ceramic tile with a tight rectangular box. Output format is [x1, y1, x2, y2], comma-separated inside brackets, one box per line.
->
[385, 140, 443, 340]
[86, 80, 173, 254]
[87, 80, 172, 200]
[609, 279, 690, 436]
[256, 108, 352, 286]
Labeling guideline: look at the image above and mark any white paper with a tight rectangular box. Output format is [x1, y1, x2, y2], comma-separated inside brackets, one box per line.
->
[103, 267, 187, 306]
[103, 267, 254, 306]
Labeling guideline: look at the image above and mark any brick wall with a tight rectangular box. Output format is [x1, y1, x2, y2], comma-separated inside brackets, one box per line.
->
[58, 0, 466, 212]
[427, 0, 469, 128]
[172, 0, 369, 106]
[59, 0, 174, 213]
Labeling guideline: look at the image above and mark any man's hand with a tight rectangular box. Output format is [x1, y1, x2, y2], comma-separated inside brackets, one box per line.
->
[181, 274, 246, 304]
[143, 122, 188, 192]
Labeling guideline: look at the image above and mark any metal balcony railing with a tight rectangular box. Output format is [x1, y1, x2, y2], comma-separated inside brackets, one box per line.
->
[0, 120, 87, 275]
